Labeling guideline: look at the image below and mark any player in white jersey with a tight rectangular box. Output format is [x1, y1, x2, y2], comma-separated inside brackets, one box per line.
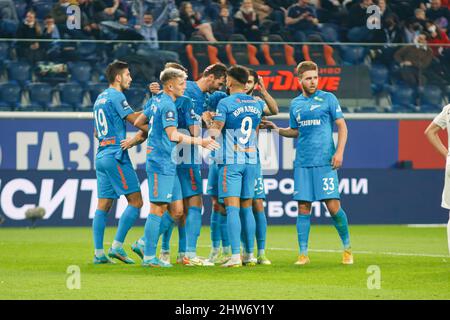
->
[425, 104, 450, 255]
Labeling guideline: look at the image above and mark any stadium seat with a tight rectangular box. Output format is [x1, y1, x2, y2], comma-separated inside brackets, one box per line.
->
[33, 1, 53, 20]
[55, 82, 84, 111]
[26, 82, 54, 110]
[7, 61, 32, 88]
[340, 46, 366, 65]
[185, 34, 221, 80]
[370, 64, 390, 94]
[225, 34, 259, 66]
[14, 1, 28, 19]
[124, 87, 147, 110]
[68, 62, 92, 88]
[418, 85, 443, 113]
[261, 34, 296, 66]
[88, 82, 108, 105]
[355, 106, 380, 113]
[302, 44, 338, 66]
[77, 42, 100, 62]
[389, 85, 417, 112]
[0, 42, 9, 74]
[320, 23, 340, 43]
[0, 82, 22, 110]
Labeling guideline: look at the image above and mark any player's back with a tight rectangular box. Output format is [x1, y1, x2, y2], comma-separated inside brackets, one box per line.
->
[289, 90, 343, 167]
[144, 92, 178, 175]
[184, 80, 206, 116]
[93, 87, 134, 160]
[214, 93, 264, 165]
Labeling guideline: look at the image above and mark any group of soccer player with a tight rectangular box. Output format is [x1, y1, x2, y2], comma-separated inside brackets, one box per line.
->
[90, 58, 354, 268]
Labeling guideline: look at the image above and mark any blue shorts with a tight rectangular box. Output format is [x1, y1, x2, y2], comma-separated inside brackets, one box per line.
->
[96, 156, 140, 199]
[254, 163, 266, 200]
[294, 166, 340, 202]
[206, 162, 219, 197]
[177, 166, 202, 198]
[218, 164, 257, 200]
[147, 172, 183, 203]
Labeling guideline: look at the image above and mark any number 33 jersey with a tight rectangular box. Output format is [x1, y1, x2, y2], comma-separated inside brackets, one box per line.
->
[93, 87, 134, 160]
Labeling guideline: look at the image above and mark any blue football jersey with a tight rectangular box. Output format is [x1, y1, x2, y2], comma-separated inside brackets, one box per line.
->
[289, 90, 344, 167]
[93, 87, 134, 160]
[144, 92, 178, 175]
[214, 93, 264, 165]
[184, 80, 206, 117]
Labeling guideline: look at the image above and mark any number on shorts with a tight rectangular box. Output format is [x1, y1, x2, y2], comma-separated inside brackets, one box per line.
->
[322, 178, 335, 191]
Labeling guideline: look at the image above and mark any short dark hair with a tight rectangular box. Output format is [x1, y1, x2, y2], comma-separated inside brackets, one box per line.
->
[105, 60, 129, 84]
[247, 68, 258, 81]
[202, 63, 227, 79]
[227, 65, 249, 85]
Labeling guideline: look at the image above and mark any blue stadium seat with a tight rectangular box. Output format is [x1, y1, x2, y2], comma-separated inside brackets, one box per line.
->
[14, 1, 28, 19]
[355, 106, 380, 113]
[124, 87, 147, 110]
[7, 61, 32, 88]
[88, 82, 108, 104]
[33, 1, 53, 20]
[68, 62, 92, 88]
[370, 64, 389, 94]
[0, 82, 22, 110]
[27, 83, 54, 110]
[320, 23, 340, 42]
[77, 42, 100, 62]
[389, 85, 417, 112]
[418, 85, 443, 112]
[55, 83, 84, 111]
[340, 46, 366, 65]
[0, 42, 9, 74]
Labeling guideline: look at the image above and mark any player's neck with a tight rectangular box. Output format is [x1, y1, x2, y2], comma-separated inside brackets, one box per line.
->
[229, 87, 246, 95]
[302, 89, 316, 98]
[196, 78, 209, 92]
[110, 83, 122, 92]
[163, 89, 176, 101]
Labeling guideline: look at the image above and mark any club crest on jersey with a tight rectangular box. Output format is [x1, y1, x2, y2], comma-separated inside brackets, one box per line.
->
[313, 96, 324, 102]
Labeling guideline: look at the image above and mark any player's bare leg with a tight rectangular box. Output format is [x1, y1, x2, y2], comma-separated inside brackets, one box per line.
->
[93, 198, 115, 264]
[253, 198, 271, 265]
[295, 201, 312, 265]
[325, 199, 353, 265]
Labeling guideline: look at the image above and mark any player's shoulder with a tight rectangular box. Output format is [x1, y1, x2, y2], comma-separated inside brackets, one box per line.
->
[290, 93, 305, 108]
[210, 90, 228, 99]
[176, 95, 192, 105]
[441, 104, 450, 114]
[316, 90, 338, 102]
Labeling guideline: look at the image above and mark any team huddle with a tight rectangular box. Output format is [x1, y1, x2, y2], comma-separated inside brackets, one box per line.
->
[91, 59, 353, 268]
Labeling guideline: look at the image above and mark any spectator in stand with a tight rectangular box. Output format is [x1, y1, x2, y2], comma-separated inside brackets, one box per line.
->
[286, 0, 322, 42]
[158, 6, 185, 51]
[135, 2, 180, 65]
[425, 21, 450, 79]
[426, 0, 450, 32]
[16, 9, 45, 63]
[78, 0, 101, 38]
[0, 0, 18, 37]
[347, 0, 375, 42]
[404, 8, 428, 43]
[212, 6, 235, 40]
[41, 15, 62, 61]
[393, 32, 434, 86]
[132, 0, 167, 26]
[266, 0, 295, 27]
[179, 1, 217, 41]
[234, 0, 262, 41]
[51, 0, 96, 39]
[92, 0, 126, 22]
[388, 0, 427, 21]
[317, 0, 349, 24]
[370, 14, 405, 66]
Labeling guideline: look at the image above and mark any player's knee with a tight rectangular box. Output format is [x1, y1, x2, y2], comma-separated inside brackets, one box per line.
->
[131, 198, 143, 209]
[171, 209, 184, 221]
[326, 201, 341, 216]
[298, 202, 312, 214]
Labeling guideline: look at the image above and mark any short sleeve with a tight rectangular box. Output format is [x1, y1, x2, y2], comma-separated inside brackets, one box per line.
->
[143, 98, 153, 118]
[328, 93, 344, 121]
[289, 104, 298, 129]
[112, 92, 134, 119]
[433, 106, 448, 129]
[161, 101, 178, 129]
[183, 98, 199, 127]
[213, 100, 227, 123]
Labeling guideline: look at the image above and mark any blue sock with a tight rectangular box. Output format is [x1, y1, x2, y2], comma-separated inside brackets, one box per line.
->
[240, 207, 256, 254]
[93, 209, 108, 250]
[114, 205, 139, 243]
[331, 208, 351, 249]
[178, 224, 186, 253]
[254, 211, 267, 252]
[144, 214, 162, 257]
[296, 214, 311, 255]
[226, 206, 241, 255]
[240, 226, 247, 253]
[220, 213, 230, 248]
[210, 211, 221, 249]
[186, 206, 202, 256]
[160, 212, 175, 251]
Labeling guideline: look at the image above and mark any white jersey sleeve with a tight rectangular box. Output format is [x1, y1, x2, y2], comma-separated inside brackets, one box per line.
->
[433, 104, 450, 129]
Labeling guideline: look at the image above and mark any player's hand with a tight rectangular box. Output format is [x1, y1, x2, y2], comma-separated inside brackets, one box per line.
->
[149, 82, 161, 94]
[201, 137, 220, 151]
[120, 138, 134, 150]
[258, 76, 267, 93]
[331, 152, 343, 170]
[260, 119, 278, 130]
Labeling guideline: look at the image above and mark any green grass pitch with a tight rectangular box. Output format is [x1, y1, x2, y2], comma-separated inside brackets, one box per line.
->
[0, 225, 449, 300]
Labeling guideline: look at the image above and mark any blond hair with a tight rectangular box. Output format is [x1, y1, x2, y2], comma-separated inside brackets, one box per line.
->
[296, 61, 318, 77]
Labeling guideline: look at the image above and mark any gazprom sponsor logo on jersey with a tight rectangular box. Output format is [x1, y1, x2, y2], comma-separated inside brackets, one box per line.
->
[122, 100, 131, 109]
[298, 119, 321, 127]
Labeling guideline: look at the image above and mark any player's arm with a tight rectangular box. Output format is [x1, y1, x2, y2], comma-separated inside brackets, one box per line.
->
[125, 112, 144, 126]
[133, 112, 149, 132]
[332, 118, 348, 170]
[260, 119, 299, 138]
[120, 130, 148, 150]
[165, 126, 219, 150]
[425, 122, 448, 158]
[258, 76, 279, 115]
